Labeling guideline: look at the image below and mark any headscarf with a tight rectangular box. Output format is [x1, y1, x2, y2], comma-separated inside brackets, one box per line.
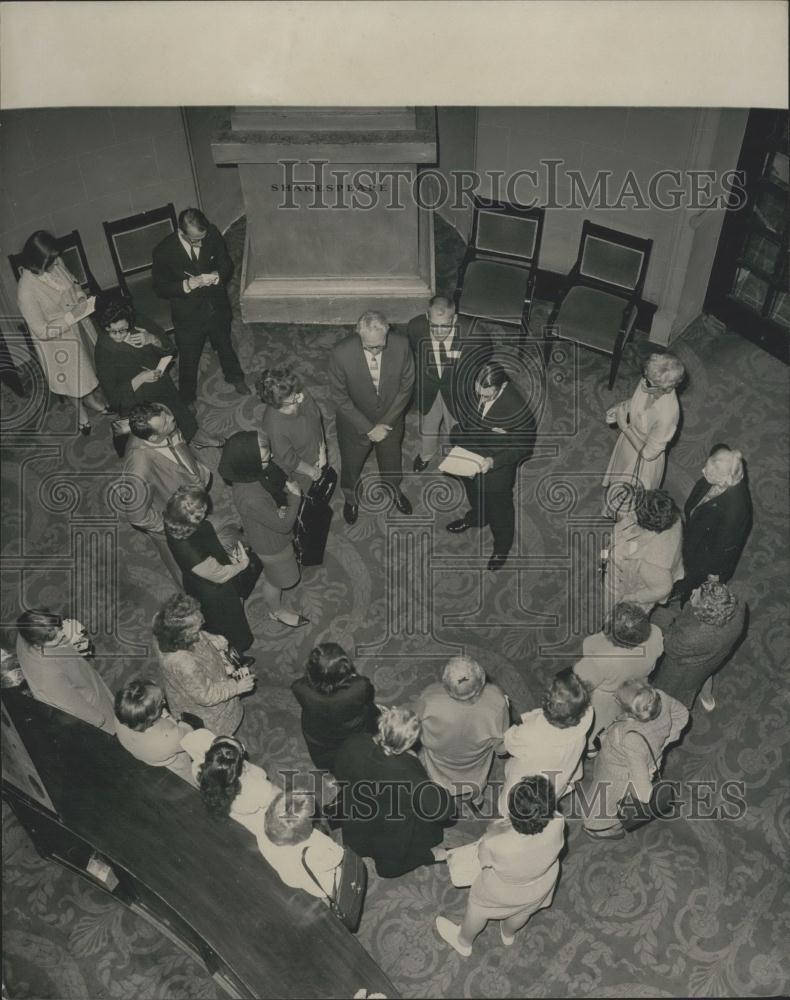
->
[218, 431, 289, 508]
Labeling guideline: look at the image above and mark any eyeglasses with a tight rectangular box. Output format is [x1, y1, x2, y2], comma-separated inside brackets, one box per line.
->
[642, 375, 659, 389]
[109, 324, 132, 335]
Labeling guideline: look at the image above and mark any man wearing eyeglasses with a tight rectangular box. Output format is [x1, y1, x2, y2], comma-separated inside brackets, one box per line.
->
[152, 207, 250, 406]
[406, 296, 492, 473]
[328, 310, 415, 525]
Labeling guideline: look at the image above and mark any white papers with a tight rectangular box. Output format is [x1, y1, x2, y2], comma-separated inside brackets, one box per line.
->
[446, 839, 482, 887]
[72, 296, 95, 321]
[156, 354, 174, 373]
[438, 446, 488, 478]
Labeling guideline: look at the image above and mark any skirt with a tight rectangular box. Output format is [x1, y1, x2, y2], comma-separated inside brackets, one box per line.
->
[262, 541, 300, 590]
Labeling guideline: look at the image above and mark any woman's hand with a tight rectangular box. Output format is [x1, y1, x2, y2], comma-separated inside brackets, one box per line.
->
[231, 541, 250, 568]
[131, 370, 162, 392]
[235, 673, 256, 695]
[277, 506, 288, 519]
[126, 330, 147, 348]
[285, 479, 302, 497]
[615, 405, 630, 431]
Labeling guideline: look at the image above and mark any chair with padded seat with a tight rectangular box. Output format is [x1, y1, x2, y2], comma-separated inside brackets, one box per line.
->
[8, 228, 101, 297]
[103, 204, 178, 334]
[455, 196, 545, 351]
[547, 221, 653, 390]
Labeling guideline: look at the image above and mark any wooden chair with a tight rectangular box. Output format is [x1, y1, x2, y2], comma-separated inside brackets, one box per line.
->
[546, 222, 653, 389]
[8, 228, 101, 297]
[456, 196, 545, 351]
[103, 204, 178, 333]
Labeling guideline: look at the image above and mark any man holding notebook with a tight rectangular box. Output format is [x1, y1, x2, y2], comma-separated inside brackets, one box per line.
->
[445, 360, 536, 571]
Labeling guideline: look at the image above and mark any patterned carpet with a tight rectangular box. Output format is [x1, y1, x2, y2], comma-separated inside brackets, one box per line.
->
[2, 215, 788, 999]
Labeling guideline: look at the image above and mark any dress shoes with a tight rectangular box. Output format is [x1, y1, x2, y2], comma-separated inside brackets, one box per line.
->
[487, 552, 509, 572]
[231, 380, 252, 396]
[240, 655, 256, 669]
[413, 454, 430, 473]
[393, 491, 413, 515]
[446, 518, 472, 534]
[343, 502, 359, 525]
[268, 611, 310, 629]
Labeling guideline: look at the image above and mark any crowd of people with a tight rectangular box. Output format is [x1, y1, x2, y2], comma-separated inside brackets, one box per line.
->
[9, 209, 753, 956]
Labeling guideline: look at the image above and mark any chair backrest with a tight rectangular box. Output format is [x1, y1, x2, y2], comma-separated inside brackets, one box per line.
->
[102, 204, 178, 293]
[576, 222, 653, 295]
[7, 229, 100, 296]
[470, 196, 545, 265]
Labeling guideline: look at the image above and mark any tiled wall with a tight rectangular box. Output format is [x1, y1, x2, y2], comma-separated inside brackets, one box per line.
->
[0, 108, 197, 311]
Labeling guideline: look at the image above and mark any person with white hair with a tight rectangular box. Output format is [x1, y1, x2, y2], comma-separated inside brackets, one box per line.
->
[602, 352, 685, 514]
[327, 310, 415, 525]
[416, 656, 510, 801]
[583, 680, 688, 840]
[674, 444, 752, 604]
[332, 706, 453, 877]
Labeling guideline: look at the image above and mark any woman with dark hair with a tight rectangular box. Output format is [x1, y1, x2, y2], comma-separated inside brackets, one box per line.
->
[15, 609, 115, 732]
[164, 486, 256, 651]
[573, 601, 664, 752]
[674, 445, 752, 604]
[499, 668, 593, 808]
[333, 706, 453, 877]
[447, 359, 536, 571]
[603, 352, 684, 512]
[114, 678, 195, 783]
[654, 577, 747, 711]
[180, 730, 278, 830]
[16, 230, 108, 434]
[605, 489, 684, 612]
[93, 293, 201, 444]
[583, 681, 688, 840]
[218, 431, 308, 629]
[152, 593, 255, 735]
[290, 642, 378, 771]
[436, 775, 565, 956]
[416, 656, 509, 800]
[257, 366, 328, 495]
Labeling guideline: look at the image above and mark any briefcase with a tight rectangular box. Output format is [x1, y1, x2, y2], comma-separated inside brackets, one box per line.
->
[294, 466, 337, 567]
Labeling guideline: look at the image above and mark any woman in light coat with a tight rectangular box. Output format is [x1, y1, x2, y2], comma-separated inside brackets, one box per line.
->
[16, 230, 108, 434]
[583, 681, 689, 840]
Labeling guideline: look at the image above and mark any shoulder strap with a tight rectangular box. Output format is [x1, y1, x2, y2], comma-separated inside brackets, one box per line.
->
[624, 729, 660, 771]
[301, 845, 333, 903]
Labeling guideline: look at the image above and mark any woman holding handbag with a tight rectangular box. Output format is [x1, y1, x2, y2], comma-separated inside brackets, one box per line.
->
[152, 593, 255, 736]
[219, 431, 310, 629]
[436, 776, 565, 957]
[602, 353, 684, 516]
[163, 487, 258, 652]
[257, 367, 336, 567]
[582, 681, 688, 841]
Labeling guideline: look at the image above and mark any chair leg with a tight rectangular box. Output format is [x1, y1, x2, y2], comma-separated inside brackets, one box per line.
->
[608, 347, 621, 390]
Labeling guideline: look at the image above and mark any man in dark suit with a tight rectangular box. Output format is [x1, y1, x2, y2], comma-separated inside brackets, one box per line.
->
[406, 295, 492, 472]
[447, 360, 536, 571]
[328, 310, 415, 524]
[152, 207, 249, 405]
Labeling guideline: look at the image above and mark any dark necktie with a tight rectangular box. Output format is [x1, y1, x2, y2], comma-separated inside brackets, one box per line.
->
[191, 248, 200, 268]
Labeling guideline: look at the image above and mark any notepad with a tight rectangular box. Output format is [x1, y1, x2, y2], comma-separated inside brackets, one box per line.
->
[438, 446, 488, 477]
[156, 355, 174, 373]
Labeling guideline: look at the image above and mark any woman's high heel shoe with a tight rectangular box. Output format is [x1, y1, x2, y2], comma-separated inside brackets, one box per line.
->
[268, 611, 310, 629]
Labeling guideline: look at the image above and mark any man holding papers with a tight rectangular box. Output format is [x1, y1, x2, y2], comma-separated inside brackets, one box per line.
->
[152, 208, 249, 405]
[445, 360, 536, 571]
[406, 296, 492, 472]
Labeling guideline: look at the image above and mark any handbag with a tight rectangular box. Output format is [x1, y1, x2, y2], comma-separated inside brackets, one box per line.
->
[294, 466, 337, 567]
[301, 841, 367, 933]
[233, 547, 263, 600]
[616, 730, 677, 832]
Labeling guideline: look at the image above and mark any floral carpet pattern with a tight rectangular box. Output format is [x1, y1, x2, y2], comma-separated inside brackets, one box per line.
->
[1, 215, 789, 999]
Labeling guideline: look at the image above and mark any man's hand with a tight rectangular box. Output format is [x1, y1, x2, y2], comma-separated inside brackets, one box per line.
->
[367, 424, 391, 443]
[231, 541, 250, 568]
[201, 272, 220, 286]
[186, 275, 203, 291]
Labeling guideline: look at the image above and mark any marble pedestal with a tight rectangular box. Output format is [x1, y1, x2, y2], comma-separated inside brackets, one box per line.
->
[212, 108, 437, 324]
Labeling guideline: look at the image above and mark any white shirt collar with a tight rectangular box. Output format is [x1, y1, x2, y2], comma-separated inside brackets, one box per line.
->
[179, 232, 200, 259]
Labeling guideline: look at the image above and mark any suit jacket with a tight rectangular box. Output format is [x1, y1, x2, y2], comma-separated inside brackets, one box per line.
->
[152, 224, 233, 328]
[450, 381, 536, 490]
[328, 332, 415, 435]
[406, 314, 492, 415]
[122, 436, 210, 533]
[681, 478, 752, 589]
